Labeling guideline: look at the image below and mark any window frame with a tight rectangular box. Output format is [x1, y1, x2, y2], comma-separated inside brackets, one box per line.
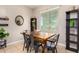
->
[40, 7, 60, 33]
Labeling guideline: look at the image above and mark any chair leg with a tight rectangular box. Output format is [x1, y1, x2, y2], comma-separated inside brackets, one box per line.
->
[30, 46, 33, 52]
[52, 49, 55, 53]
[23, 46, 24, 51]
[52, 48, 55, 53]
[5, 44, 6, 47]
[52, 48, 57, 53]
[55, 48, 57, 53]
[35, 49, 38, 53]
[29, 44, 33, 52]
[4, 40, 7, 47]
[23, 42, 25, 51]
[27, 47, 29, 52]
[34, 46, 39, 53]
[29, 47, 31, 52]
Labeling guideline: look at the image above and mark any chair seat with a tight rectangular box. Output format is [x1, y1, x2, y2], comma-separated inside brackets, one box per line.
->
[44, 34, 60, 53]
[45, 45, 55, 48]
[34, 41, 42, 53]
[45, 41, 56, 51]
[27, 38, 31, 45]
[34, 41, 42, 47]
[45, 44, 56, 51]
[46, 41, 55, 47]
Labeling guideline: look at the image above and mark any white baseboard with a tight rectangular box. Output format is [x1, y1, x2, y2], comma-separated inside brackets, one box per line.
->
[7, 40, 65, 48]
[58, 43, 66, 47]
[7, 40, 23, 46]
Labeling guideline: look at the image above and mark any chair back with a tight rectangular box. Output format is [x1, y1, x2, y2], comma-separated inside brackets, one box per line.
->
[52, 34, 60, 47]
[22, 33, 30, 43]
[47, 34, 60, 47]
[29, 31, 35, 49]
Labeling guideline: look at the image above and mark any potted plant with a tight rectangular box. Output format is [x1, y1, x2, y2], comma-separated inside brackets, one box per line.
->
[0, 28, 9, 46]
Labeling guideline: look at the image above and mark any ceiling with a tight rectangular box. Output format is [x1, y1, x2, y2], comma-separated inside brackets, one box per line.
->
[26, 5, 59, 10]
[26, 5, 41, 9]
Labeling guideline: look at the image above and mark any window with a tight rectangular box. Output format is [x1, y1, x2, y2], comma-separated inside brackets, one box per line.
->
[40, 8, 59, 33]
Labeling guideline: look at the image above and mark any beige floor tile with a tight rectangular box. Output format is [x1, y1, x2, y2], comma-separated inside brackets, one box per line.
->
[0, 41, 75, 53]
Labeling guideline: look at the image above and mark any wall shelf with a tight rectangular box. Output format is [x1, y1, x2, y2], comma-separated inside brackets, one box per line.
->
[0, 24, 8, 26]
[0, 17, 9, 26]
[66, 18, 78, 20]
[69, 40, 77, 44]
[0, 17, 9, 20]
[70, 33, 77, 36]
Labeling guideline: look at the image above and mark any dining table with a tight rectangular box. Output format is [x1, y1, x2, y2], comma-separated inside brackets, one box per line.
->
[21, 30, 55, 52]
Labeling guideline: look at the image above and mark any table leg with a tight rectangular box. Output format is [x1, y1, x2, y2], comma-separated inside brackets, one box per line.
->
[42, 44, 45, 53]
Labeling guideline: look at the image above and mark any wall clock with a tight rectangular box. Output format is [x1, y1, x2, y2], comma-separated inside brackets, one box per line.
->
[15, 15, 24, 26]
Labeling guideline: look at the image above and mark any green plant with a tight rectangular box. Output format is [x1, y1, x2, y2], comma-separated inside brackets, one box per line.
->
[70, 19, 75, 28]
[0, 28, 9, 40]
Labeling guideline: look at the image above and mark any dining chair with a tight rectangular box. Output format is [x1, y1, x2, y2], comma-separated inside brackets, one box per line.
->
[29, 32, 35, 52]
[45, 34, 60, 53]
[29, 31, 42, 53]
[22, 33, 31, 52]
[34, 40, 42, 53]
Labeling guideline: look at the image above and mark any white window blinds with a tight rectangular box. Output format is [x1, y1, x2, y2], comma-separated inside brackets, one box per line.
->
[40, 8, 58, 33]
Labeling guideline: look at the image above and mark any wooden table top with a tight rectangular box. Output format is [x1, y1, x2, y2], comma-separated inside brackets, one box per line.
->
[21, 31, 55, 44]
[34, 32, 55, 43]
[34, 32, 54, 39]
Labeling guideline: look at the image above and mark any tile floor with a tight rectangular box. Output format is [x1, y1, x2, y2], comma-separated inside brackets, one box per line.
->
[0, 41, 74, 53]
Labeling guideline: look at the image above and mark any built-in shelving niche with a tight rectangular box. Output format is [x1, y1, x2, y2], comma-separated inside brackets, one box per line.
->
[0, 17, 9, 26]
[66, 9, 79, 53]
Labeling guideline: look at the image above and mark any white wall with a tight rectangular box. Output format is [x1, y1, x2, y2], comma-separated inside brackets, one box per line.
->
[0, 5, 79, 45]
[33, 5, 79, 46]
[0, 6, 32, 43]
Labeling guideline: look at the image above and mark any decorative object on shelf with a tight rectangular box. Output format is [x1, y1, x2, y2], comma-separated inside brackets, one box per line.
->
[70, 19, 75, 28]
[0, 28, 9, 48]
[15, 15, 24, 26]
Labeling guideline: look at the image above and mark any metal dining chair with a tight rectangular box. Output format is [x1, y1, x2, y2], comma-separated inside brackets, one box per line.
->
[29, 31, 42, 53]
[22, 33, 31, 52]
[34, 40, 42, 53]
[45, 34, 60, 53]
